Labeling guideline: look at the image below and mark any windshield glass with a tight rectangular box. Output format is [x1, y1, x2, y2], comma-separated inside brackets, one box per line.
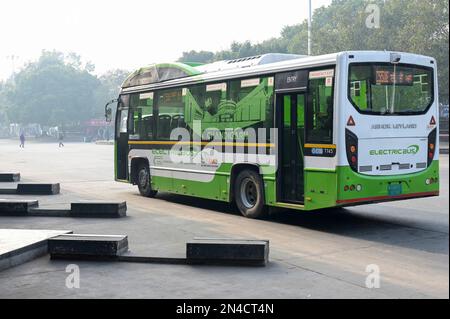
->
[349, 63, 433, 115]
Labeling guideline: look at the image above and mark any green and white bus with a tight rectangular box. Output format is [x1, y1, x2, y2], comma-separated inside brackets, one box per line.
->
[106, 51, 440, 218]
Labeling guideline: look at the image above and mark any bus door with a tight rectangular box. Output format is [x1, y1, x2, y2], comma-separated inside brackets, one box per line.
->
[275, 70, 308, 203]
[115, 95, 129, 181]
[278, 92, 306, 203]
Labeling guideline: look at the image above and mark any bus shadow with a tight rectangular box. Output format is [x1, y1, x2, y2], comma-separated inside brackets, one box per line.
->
[270, 208, 449, 255]
[155, 192, 448, 255]
[156, 192, 240, 215]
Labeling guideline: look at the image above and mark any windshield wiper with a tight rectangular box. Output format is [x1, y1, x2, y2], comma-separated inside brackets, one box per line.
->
[390, 63, 397, 114]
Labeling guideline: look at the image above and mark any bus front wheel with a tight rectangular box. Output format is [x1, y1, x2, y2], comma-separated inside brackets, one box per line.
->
[234, 170, 267, 219]
[137, 164, 157, 198]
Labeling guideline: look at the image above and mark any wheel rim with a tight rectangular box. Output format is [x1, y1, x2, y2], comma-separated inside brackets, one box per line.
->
[138, 168, 149, 189]
[240, 178, 257, 209]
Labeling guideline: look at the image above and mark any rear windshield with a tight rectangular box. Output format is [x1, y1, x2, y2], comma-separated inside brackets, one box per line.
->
[348, 63, 434, 115]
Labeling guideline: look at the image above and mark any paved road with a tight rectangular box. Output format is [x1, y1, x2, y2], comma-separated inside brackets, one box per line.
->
[0, 140, 448, 298]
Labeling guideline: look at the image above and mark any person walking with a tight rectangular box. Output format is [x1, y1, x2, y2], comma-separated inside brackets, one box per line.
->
[19, 132, 25, 148]
[58, 131, 64, 147]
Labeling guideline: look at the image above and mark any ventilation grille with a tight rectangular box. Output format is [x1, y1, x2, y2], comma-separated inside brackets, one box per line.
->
[227, 55, 262, 64]
[359, 165, 373, 172]
[416, 162, 427, 169]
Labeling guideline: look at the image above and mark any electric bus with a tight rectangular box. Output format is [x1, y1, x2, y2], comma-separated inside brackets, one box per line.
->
[105, 51, 440, 218]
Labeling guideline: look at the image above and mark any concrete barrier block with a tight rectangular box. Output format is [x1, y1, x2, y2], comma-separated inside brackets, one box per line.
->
[186, 238, 269, 266]
[70, 201, 127, 218]
[0, 200, 38, 216]
[48, 234, 129, 260]
[0, 188, 17, 195]
[17, 183, 60, 195]
[0, 173, 20, 182]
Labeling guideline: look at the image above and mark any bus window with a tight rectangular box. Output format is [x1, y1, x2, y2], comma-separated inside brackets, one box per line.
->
[228, 77, 271, 123]
[306, 71, 334, 144]
[187, 85, 205, 122]
[348, 63, 434, 115]
[156, 88, 184, 140]
[205, 83, 226, 119]
[349, 80, 369, 110]
[129, 92, 154, 140]
[119, 110, 128, 133]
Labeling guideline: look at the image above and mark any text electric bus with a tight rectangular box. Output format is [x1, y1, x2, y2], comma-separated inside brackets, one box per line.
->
[106, 51, 440, 218]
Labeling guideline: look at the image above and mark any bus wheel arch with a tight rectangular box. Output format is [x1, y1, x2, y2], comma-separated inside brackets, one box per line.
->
[130, 157, 157, 198]
[230, 164, 267, 219]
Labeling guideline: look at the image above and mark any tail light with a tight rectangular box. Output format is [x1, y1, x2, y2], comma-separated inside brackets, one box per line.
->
[346, 129, 358, 172]
[427, 128, 437, 167]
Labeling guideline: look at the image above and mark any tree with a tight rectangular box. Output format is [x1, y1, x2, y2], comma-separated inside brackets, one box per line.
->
[5, 50, 100, 126]
[177, 0, 449, 101]
[0, 81, 11, 127]
[310, 0, 448, 102]
[93, 69, 130, 118]
[178, 50, 215, 63]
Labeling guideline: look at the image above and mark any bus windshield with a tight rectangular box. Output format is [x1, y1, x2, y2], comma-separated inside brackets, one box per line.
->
[349, 63, 433, 115]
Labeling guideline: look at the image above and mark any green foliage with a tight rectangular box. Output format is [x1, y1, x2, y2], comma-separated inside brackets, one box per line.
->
[0, 50, 129, 126]
[178, 0, 449, 101]
[0, 81, 10, 125]
[1, 50, 98, 125]
[178, 50, 215, 63]
[94, 69, 129, 118]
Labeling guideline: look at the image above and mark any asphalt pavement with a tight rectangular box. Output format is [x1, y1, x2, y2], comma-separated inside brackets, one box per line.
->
[0, 139, 448, 298]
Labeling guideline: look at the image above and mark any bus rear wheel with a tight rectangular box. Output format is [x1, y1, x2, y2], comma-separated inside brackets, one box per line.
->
[137, 163, 157, 198]
[234, 170, 267, 219]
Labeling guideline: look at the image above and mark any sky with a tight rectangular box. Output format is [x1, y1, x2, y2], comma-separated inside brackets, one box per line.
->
[0, 0, 331, 80]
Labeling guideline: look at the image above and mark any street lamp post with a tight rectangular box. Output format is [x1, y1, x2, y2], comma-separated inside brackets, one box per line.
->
[308, 0, 312, 56]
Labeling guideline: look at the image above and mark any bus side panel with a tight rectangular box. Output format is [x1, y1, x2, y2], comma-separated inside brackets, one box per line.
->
[304, 170, 338, 210]
[151, 175, 229, 202]
[149, 163, 279, 205]
[262, 176, 277, 206]
[150, 162, 231, 202]
[151, 175, 173, 193]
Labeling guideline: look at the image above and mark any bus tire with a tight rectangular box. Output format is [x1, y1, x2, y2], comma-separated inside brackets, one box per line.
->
[234, 169, 267, 219]
[137, 163, 157, 198]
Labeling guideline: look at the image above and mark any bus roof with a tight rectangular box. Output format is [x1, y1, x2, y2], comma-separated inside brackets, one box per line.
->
[120, 51, 435, 93]
[121, 52, 339, 92]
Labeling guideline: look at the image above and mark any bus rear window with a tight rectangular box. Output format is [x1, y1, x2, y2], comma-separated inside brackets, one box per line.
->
[348, 63, 434, 115]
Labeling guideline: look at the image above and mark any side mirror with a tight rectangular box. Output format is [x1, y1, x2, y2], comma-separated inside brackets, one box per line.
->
[104, 99, 118, 123]
[105, 107, 112, 122]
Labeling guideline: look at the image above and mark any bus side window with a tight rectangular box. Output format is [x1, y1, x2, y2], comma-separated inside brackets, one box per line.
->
[228, 78, 266, 123]
[156, 88, 184, 140]
[204, 86, 223, 118]
[129, 92, 154, 140]
[187, 85, 205, 121]
[306, 73, 334, 144]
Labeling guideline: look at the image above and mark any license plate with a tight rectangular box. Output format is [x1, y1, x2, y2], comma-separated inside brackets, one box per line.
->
[388, 183, 402, 196]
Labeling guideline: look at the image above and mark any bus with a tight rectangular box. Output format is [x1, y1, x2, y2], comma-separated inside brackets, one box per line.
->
[105, 51, 440, 218]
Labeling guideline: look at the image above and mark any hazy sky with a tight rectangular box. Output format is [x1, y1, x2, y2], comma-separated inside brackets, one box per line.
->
[0, 0, 331, 80]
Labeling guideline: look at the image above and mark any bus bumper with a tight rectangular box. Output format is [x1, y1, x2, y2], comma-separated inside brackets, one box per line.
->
[336, 160, 440, 207]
